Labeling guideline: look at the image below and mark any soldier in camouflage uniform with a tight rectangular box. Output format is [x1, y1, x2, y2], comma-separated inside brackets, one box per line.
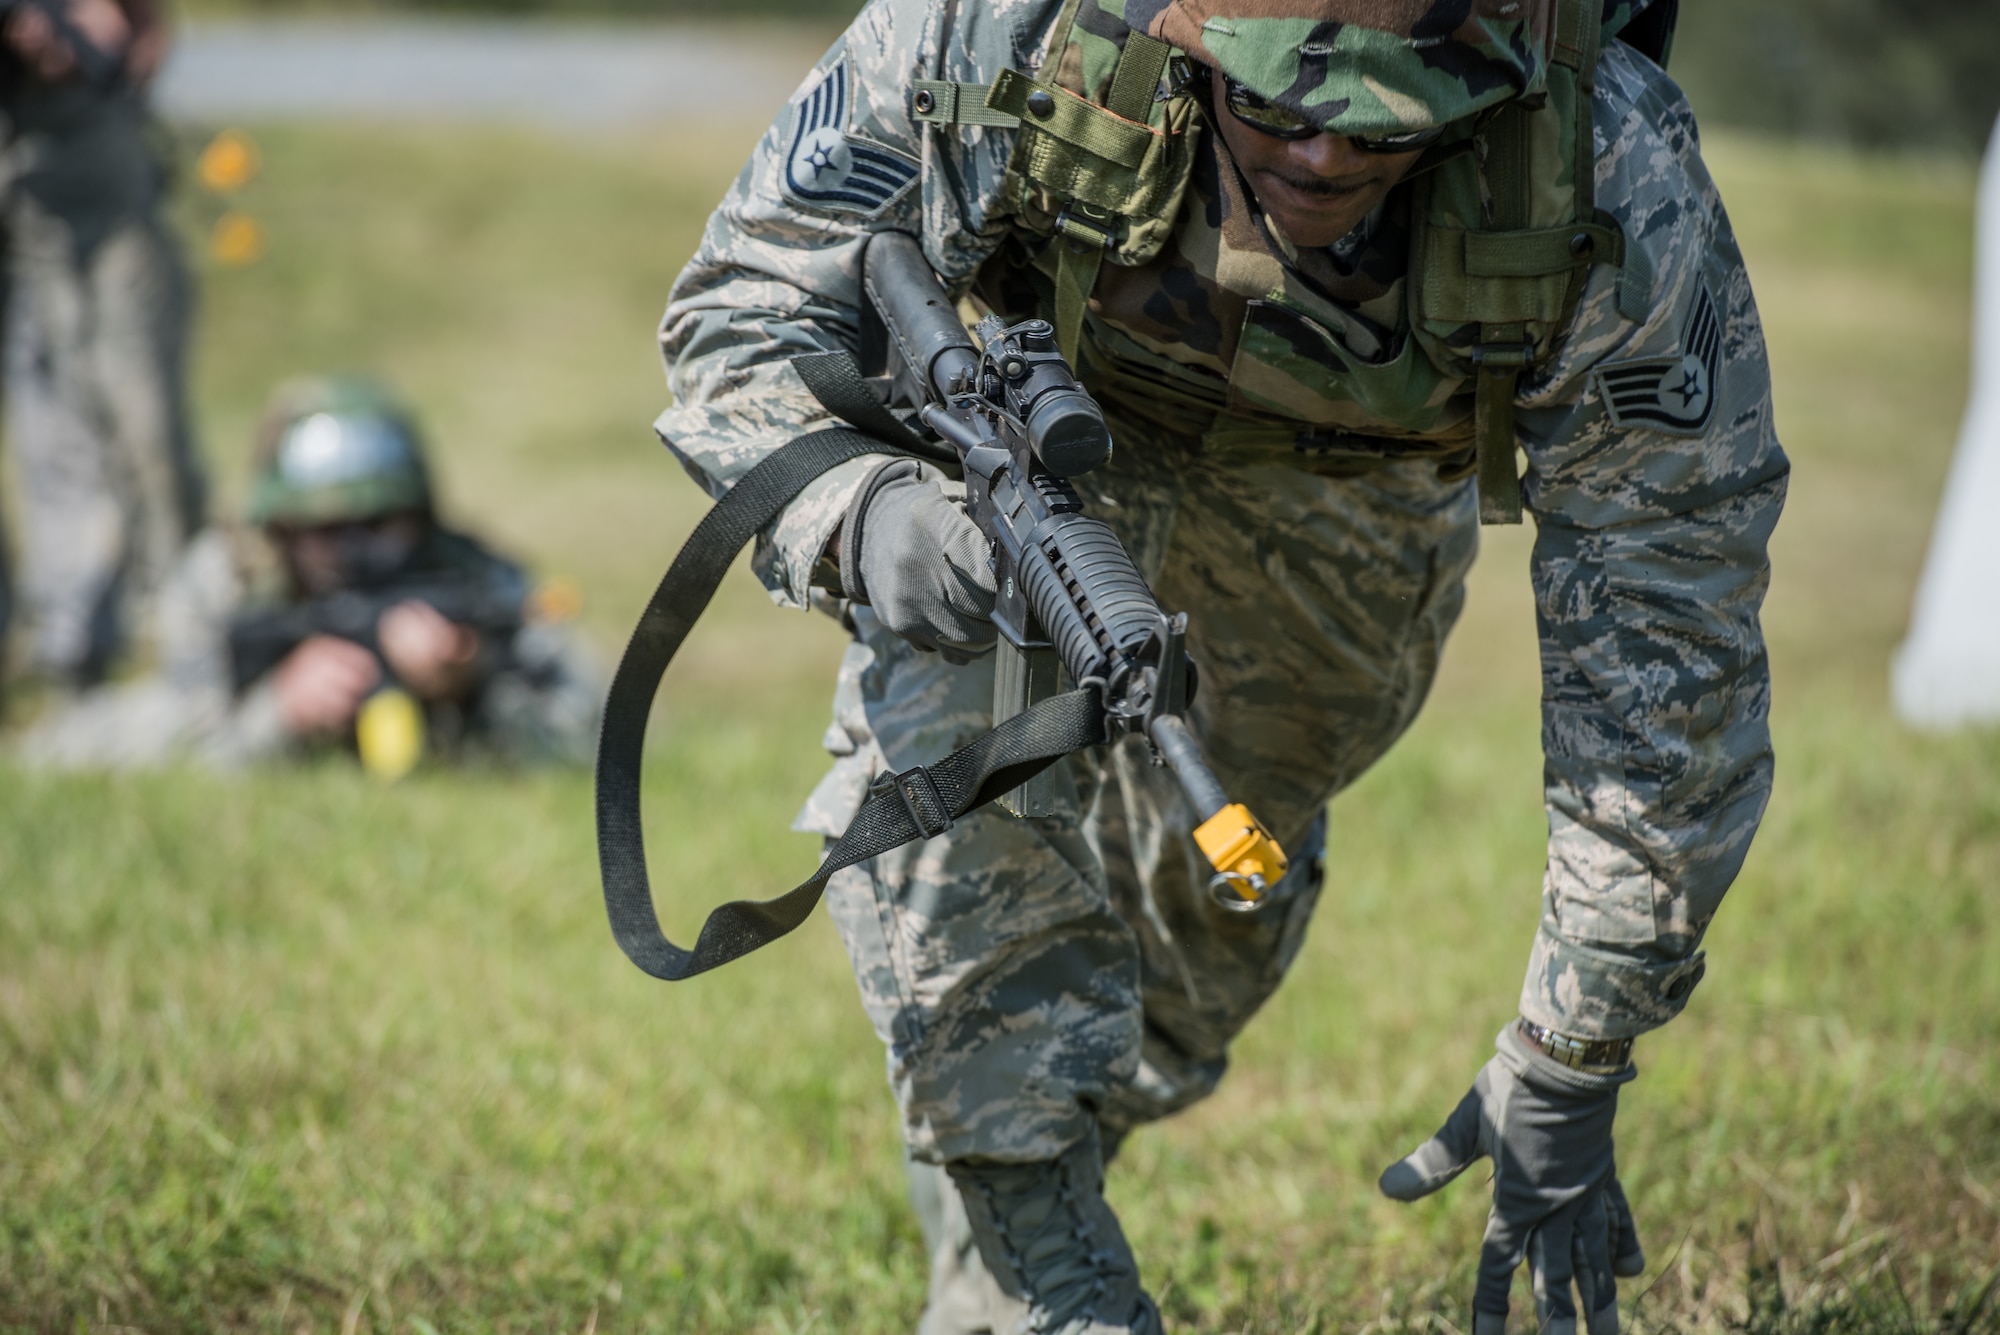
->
[0, 0, 204, 690]
[18, 376, 602, 771]
[658, 0, 1786, 1329]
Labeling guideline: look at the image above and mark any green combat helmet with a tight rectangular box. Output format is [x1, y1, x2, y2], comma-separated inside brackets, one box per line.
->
[246, 375, 433, 527]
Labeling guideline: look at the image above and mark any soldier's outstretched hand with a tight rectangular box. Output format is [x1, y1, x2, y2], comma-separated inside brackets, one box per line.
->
[1378, 1024, 1645, 1335]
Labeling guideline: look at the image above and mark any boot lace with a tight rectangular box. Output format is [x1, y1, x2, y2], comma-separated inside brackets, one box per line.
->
[959, 1156, 1133, 1334]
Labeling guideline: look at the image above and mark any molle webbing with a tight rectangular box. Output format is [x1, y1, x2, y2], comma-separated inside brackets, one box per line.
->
[914, 33, 1170, 134]
[991, 71, 1154, 168]
[912, 26, 1188, 365]
[1426, 0, 1630, 525]
[1056, 34, 1171, 361]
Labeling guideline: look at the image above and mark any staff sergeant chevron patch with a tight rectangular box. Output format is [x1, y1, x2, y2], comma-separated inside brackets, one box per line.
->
[1594, 285, 1724, 436]
[783, 60, 919, 216]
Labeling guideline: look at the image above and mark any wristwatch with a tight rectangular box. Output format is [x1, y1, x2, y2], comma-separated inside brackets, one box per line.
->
[1517, 1017, 1634, 1074]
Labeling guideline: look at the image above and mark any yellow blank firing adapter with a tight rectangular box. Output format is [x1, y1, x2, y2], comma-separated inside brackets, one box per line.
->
[1194, 804, 1289, 912]
[356, 688, 425, 782]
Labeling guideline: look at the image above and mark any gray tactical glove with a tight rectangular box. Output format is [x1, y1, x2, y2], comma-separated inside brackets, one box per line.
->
[1380, 1024, 1646, 1335]
[840, 458, 997, 663]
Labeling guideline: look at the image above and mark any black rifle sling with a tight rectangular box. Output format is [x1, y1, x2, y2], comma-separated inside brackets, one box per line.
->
[596, 350, 1106, 981]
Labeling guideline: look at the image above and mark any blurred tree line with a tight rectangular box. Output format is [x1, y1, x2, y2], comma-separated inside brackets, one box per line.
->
[192, 0, 2000, 154]
[1672, 0, 1998, 156]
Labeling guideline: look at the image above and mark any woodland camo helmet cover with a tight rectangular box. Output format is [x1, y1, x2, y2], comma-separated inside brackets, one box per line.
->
[247, 374, 434, 527]
[1128, 0, 1553, 137]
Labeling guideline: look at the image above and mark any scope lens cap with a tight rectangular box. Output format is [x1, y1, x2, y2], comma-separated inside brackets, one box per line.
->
[1028, 388, 1113, 477]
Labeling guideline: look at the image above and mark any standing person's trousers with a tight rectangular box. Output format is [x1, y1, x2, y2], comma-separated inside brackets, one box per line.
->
[1, 86, 204, 683]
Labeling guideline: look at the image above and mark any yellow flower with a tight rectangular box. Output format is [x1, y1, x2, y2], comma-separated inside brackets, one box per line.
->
[196, 129, 261, 194]
[209, 212, 267, 268]
[529, 576, 585, 624]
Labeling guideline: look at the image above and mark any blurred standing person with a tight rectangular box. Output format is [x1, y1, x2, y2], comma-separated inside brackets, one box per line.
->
[0, 0, 204, 693]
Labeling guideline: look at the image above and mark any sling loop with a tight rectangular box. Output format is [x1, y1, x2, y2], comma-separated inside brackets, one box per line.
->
[911, 80, 1022, 128]
[1469, 95, 1535, 526]
[1053, 220, 1108, 366]
[596, 348, 1108, 981]
[1105, 33, 1171, 123]
[1473, 336, 1531, 524]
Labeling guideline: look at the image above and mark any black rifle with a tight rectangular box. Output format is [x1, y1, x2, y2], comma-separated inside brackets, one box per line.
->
[226, 577, 526, 695]
[0, 0, 123, 89]
[588, 237, 1291, 984]
[862, 231, 1287, 907]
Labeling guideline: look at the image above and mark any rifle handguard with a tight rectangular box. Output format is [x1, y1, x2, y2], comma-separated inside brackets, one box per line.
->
[863, 229, 1292, 914]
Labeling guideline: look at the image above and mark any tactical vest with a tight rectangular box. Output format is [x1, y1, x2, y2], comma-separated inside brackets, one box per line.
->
[912, 0, 1656, 523]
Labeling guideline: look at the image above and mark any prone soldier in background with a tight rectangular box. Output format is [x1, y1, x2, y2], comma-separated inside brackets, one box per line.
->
[18, 376, 602, 772]
[0, 0, 203, 693]
[659, 0, 1787, 1331]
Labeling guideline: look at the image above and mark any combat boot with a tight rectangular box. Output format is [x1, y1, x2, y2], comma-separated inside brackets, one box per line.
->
[944, 1126, 1163, 1335]
[908, 1156, 1009, 1334]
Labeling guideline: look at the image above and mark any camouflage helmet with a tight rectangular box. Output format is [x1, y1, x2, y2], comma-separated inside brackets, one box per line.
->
[246, 375, 433, 527]
[1128, 0, 1551, 137]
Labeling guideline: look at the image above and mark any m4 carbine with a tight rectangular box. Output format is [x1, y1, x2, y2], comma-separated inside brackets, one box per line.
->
[862, 231, 1287, 908]
[226, 577, 526, 695]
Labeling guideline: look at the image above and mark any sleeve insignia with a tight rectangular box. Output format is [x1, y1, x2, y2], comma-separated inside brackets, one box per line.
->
[783, 60, 919, 217]
[1593, 283, 1722, 435]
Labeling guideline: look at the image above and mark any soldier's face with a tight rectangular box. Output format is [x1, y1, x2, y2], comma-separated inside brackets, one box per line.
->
[1211, 100, 1425, 249]
[279, 513, 427, 596]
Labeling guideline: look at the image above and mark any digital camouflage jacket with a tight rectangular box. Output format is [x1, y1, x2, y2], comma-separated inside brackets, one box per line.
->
[657, 0, 1788, 1042]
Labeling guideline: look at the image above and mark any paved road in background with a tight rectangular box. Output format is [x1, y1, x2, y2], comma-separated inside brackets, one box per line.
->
[155, 19, 820, 127]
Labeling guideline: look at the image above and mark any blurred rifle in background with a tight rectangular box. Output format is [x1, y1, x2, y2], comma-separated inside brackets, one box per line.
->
[226, 576, 525, 695]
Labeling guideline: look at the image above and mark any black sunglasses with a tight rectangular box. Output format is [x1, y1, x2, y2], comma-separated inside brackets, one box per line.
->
[1212, 69, 1449, 155]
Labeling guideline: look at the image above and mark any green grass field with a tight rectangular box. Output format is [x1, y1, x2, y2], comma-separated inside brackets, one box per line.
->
[1, 112, 1994, 1332]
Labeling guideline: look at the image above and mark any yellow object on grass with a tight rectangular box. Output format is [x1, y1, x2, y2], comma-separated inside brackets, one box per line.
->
[356, 689, 425, 782]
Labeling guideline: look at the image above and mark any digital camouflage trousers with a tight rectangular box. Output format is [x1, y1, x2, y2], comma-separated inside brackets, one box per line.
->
[0, 89, 204, 683]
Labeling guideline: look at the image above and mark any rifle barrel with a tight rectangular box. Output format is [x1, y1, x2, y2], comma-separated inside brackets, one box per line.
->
[864, 232, 980, 397]
[1148, 714, 1228, 821]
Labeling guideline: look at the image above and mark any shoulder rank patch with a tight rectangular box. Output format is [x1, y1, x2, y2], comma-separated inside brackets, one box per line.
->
[1594, 284, 1723, 436]
[783, 60, 919, 216]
